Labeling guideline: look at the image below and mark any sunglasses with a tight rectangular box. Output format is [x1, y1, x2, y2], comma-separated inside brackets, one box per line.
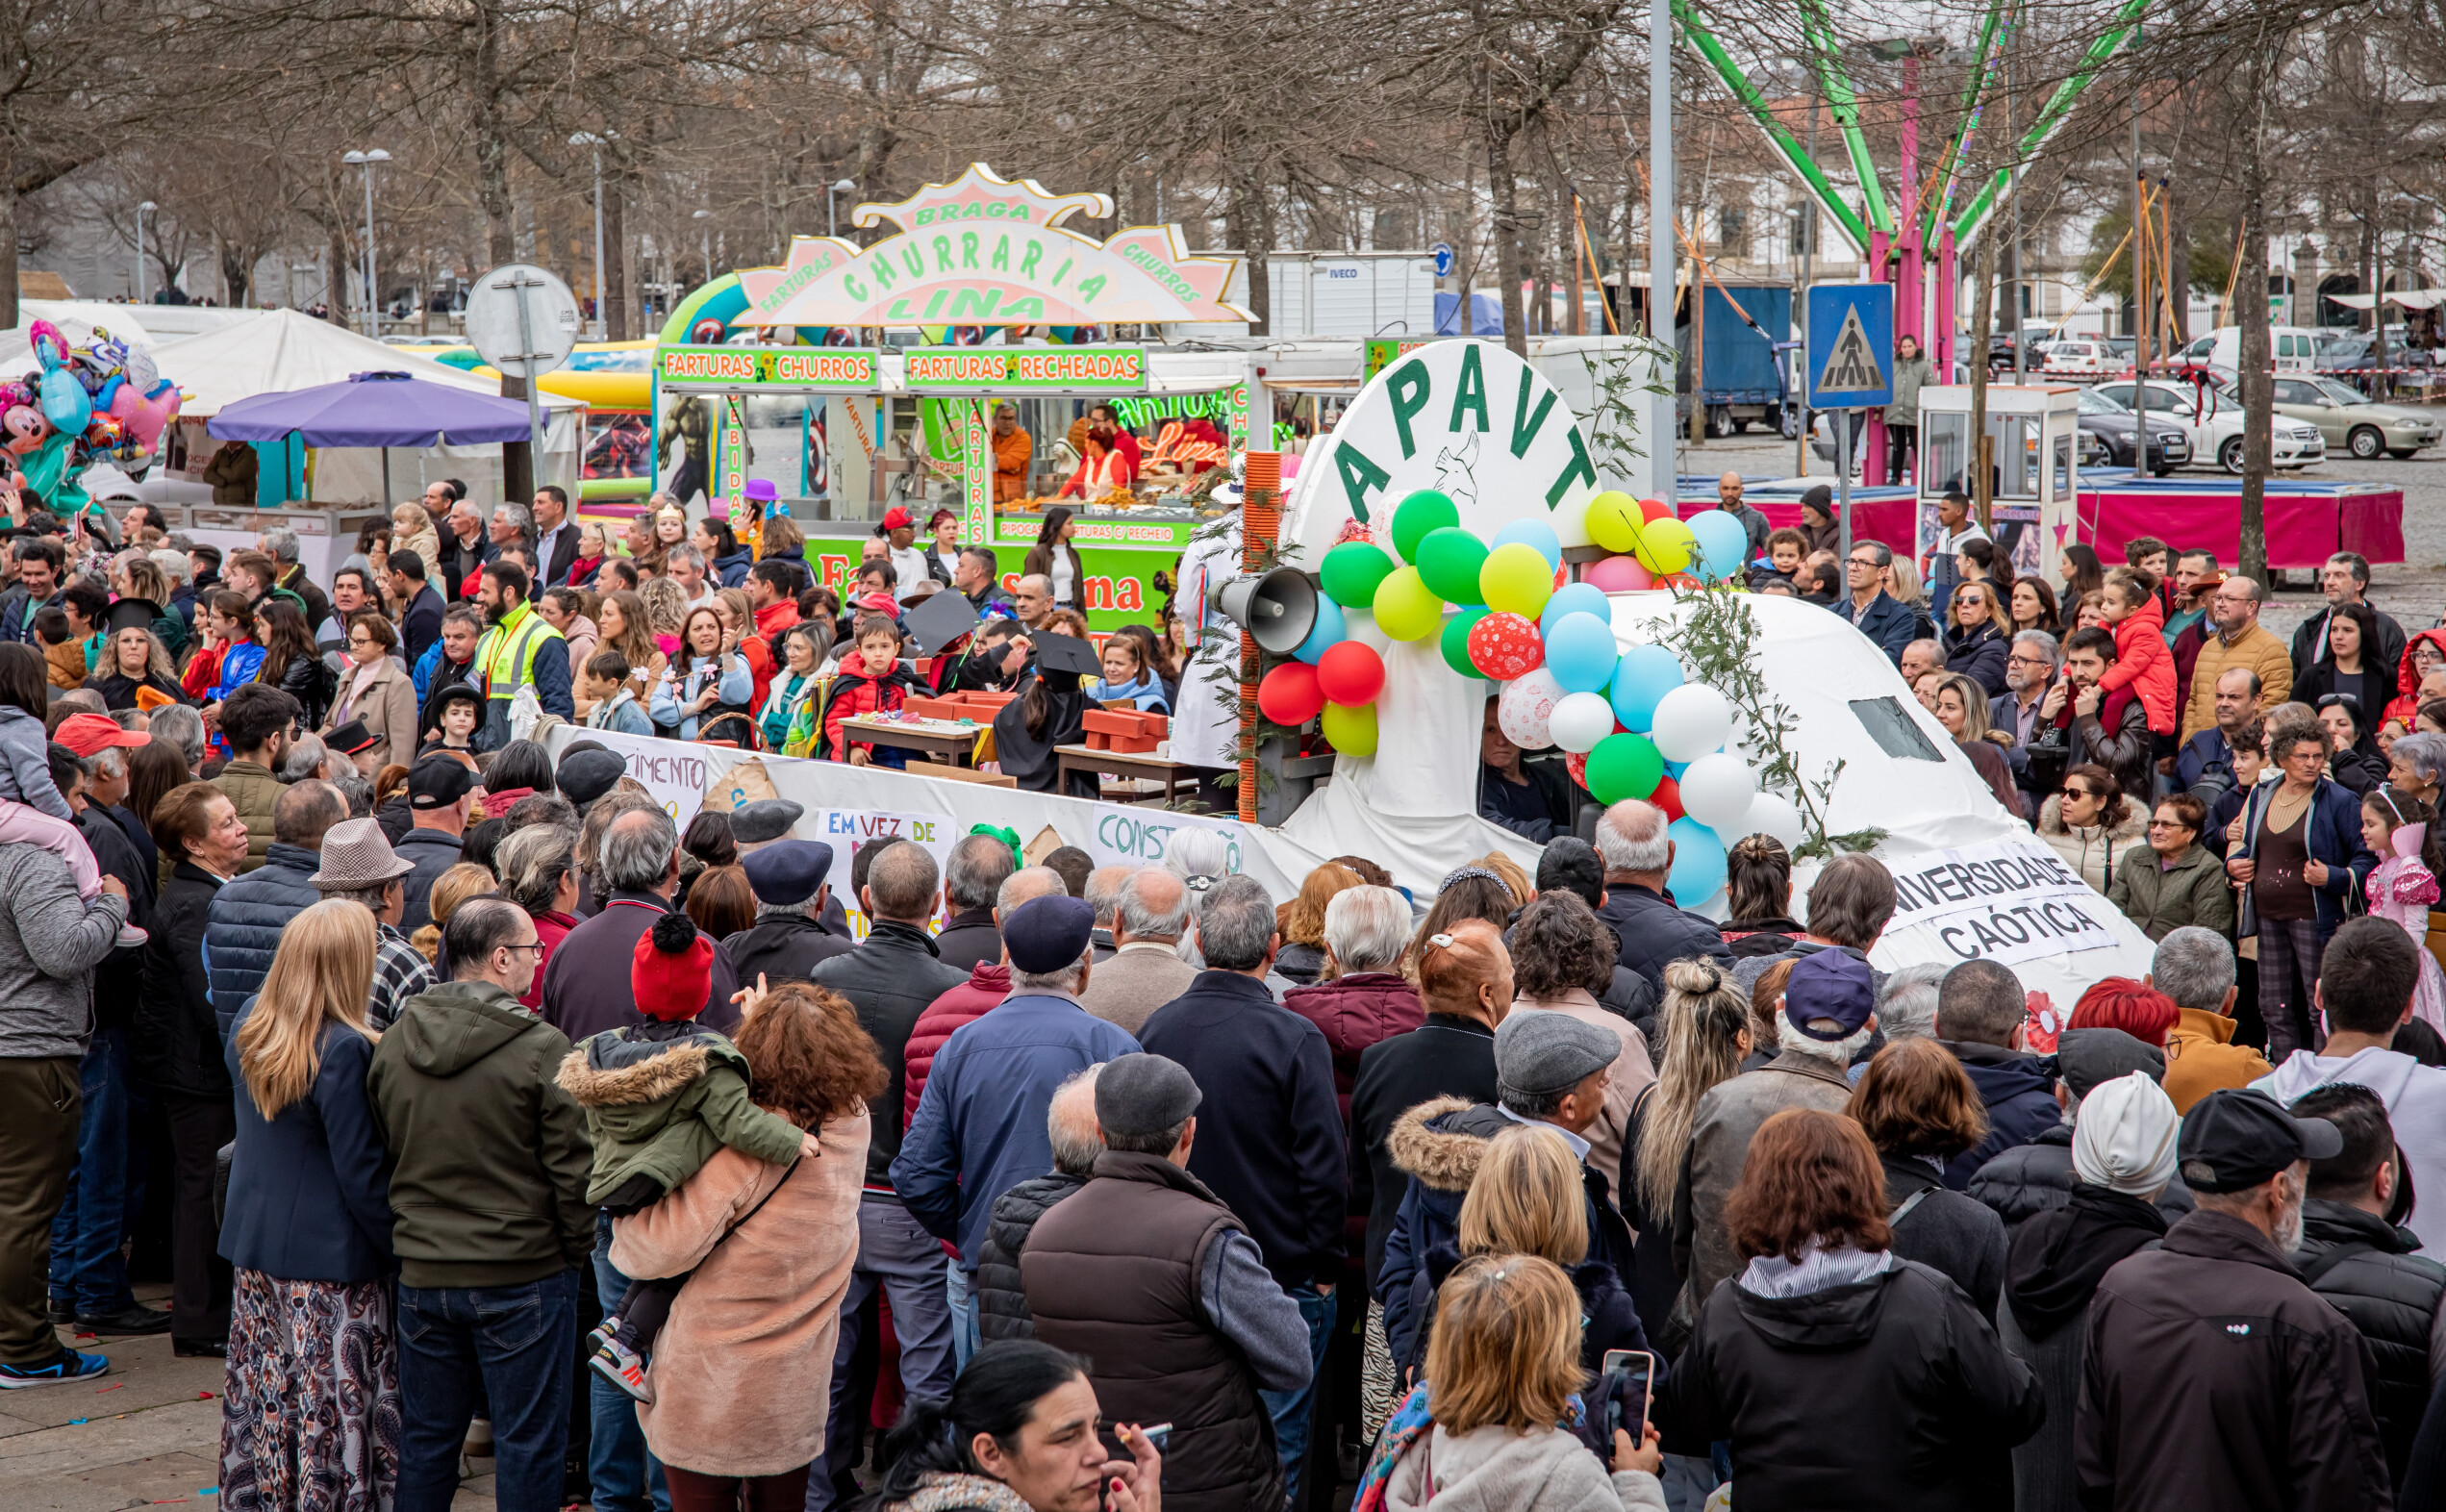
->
[2061, 786, 2096, 799]
[2147, 819, 2194, 830]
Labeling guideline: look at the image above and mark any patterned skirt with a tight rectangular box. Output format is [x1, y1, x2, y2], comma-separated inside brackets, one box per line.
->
[219, 1269, 402, 1512]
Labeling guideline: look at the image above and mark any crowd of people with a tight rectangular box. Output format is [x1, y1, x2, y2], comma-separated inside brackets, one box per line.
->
[4, 482, 2446, 1512]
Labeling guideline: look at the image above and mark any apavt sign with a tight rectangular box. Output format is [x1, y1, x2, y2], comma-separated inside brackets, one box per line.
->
[656, 344, 879, 391]
[1880, 840, 2122, 967]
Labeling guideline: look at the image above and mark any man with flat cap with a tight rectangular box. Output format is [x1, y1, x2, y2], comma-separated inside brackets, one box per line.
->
[553, 747, 627, 815]
[726, 797, 804, 856]
[893, 896, 1140, 1359]
[1020, 1053, 1314, 1512]
[720, 839, 852, 982]
[1378, 1007, 1637, 1377]
[2078, 1088, 2390, 1511]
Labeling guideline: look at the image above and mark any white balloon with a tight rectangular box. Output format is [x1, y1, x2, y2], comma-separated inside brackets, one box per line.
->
[1723, 792, 1806, 851]
[1550, 491, 1594, 549]
[1677, 752, 1757, 827]
[1498, 668, 1565, 748]
[1548, 692, 1616, 753]
[1651, 683, 1733, 762]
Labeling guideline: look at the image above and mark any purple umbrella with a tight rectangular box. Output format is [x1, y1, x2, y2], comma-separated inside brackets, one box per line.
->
[206, 370, 539, 447]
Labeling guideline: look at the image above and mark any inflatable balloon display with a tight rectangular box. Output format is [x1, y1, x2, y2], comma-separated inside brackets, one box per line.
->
[1314, 641, 1386, 706]
[1478, 542, 1555, 618]
[1468, 612, 1544, 680]
[1651, 683, 1733, 762]
[1257, 661, 1326, 725]
[1583, 731, 1665, 805]
[1547, 692, 1616, 754]
[1373, 567, 1445, 641]
[1677, 751, 1758, 827]
[1543, 615, 1620, 695]
[1441, 606, 1492, 678]
[1390, 491, 1459, 562]
[1666, 817, 1728, 902]
[0, 321, 177, 506]
[1416, 527, 1491, 605]
[1320, 542, 1396, 608]
[1608, 645, 1685, 733]
[1497, 668, 1564, 748]
[1321, 700, 1379, 757]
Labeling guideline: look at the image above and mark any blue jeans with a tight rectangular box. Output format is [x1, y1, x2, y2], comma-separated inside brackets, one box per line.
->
[1257, 1284, 1337, 1505]
[47, 1024, 139, 1316]
[592, 1213, 671, 1512]
[946, 1264, 979, 1372]
[395, 1271, 579, 1512]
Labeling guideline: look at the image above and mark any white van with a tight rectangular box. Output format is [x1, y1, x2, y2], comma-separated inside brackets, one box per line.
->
[2172, 325, 2319, 375]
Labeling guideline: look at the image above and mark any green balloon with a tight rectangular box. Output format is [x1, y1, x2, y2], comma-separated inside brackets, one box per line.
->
[1583, 732, 1665, 805]
[1391, 491, 1460, 563]
[1441, 606, 1492, 678]
[1319, 542, 1397, 608]
[1416, 527, 1491, 605]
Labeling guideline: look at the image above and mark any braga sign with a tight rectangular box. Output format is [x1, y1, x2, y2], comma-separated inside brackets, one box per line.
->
[1879, 840, 2123, 967]
[742, 164, 1252, 329]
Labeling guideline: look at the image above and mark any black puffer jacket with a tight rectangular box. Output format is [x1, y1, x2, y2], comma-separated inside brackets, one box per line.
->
[1967, 1122, 2196, 1234]
[135, 862, 226, 1100]
[2295, 1197, 2446, 1486]
[972, 1171, 1087, 1342]
[206, 841, 325, 1032]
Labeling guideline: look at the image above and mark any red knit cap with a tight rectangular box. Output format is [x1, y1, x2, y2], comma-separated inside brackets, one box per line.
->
[632, 912, 713, 1022]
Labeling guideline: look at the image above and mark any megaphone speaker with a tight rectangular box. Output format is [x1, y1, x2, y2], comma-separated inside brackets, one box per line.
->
[1217, 567, 1320, 656]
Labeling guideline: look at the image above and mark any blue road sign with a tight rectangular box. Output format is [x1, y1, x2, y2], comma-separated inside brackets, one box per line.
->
[1431, 242, 1455, 278]
[1806, 284, 1895, 410]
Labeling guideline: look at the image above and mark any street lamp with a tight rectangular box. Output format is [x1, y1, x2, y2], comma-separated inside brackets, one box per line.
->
[570, 132, 614, 336]
[827, 178, 857, 238]
[134, 201, 156, 303]
[340, 149, 391, 338]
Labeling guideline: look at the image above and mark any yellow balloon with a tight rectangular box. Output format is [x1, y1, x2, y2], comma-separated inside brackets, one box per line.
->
[1634, 517, 1694, 576]
[1373, 565, 1445, 642]
[1479, 542, 1556, 617]
[1321, 700, 1379, 757]
[1585, 491, 1643, 554]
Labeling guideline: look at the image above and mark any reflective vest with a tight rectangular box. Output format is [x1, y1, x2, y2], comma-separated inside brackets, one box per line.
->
[473, 599, 562, 750]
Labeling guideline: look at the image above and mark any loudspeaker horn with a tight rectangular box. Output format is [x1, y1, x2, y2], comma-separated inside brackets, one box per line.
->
[1216, 567, 1320, 656]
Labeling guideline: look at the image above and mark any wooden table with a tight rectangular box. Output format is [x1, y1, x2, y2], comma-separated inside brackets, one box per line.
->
[840, 717, 986, 766]
[1055, 744, 1211, 806]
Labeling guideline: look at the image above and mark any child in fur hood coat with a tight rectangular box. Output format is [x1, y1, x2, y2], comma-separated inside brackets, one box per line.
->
[558, 912, 807, 1400]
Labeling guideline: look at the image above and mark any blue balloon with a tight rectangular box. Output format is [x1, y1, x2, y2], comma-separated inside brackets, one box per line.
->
[1292, 596, 1348, 665]
[1545, 614, 1620, 695]
[1608, 644, 1685, 733]
[1664, 759, 1688, 780]
[1667, 816, 1728, 903]
[1492, 517, 1564, 570]
[1540, 582, 1611, 638]
[1687, 509, 1751, 583]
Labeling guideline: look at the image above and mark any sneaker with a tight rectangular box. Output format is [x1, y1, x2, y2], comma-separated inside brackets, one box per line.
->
[0, 1348, 108, 1388]
[113, 923, 147, 949]
[72, 1304, 173, 1336]
[585, 1318, 618, 1357]
[587, 1341, 653, 1403]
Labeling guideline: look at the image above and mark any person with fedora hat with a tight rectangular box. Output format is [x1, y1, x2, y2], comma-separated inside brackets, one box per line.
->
[2078, 1087, 2390, 1511]
[310, 816, 435, 1029]
[1020, 1053, 1314, 1512]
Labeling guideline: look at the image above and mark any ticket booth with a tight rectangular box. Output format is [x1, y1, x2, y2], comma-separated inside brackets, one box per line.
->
[1915, 384, 2081, 585]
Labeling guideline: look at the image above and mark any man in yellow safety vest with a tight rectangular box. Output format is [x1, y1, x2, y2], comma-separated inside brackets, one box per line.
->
[471, 559, 572, 751]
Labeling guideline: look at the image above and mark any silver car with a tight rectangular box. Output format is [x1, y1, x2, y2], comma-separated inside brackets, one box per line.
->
[2269, 376, 2440, 459]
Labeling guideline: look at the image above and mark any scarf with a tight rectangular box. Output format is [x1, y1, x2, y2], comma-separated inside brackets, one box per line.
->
[334, 656, 387, 723]
[2004, 1182, 2168, 1338]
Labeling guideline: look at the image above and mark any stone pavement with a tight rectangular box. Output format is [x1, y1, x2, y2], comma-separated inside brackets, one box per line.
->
[0, 1284, 497, 1512]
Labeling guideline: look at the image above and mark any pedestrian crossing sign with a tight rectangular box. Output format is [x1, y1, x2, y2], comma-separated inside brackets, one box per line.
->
[1806, 284, 1895, 409]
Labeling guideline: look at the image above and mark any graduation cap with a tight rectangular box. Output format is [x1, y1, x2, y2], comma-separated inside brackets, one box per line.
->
[904, 588, 982, 656]
[104, 597, 163, 636]
[1029, 630, 1102, 677]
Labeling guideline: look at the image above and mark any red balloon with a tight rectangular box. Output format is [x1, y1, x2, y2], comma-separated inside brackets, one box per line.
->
[1638, 497, 1676, 523]
[1650, 773, 1685, 821]
[1257, 662, 1326, 725]
[1566, 751, 1589, 789]
[1314, 641, 1386, 706]
[1467, 612, 1545, 680]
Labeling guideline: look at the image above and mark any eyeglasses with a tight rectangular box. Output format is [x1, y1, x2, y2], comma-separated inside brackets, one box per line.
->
[498, 942, 547, 957]
[2147, 819, 2194, 830]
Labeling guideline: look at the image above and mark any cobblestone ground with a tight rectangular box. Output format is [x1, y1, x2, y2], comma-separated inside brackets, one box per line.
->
[15, 416, 2446, 1512]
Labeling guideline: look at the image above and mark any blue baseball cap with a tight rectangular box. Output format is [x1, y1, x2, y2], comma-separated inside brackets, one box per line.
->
[1782, 949, 1876, 1040]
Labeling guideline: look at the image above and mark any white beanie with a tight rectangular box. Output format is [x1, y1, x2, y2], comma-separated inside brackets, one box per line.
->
[2073, 1071, 2181, 1197]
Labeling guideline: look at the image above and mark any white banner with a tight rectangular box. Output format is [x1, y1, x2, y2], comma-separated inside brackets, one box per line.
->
[542, 726, 1295, 897]
[1878, 840, 2124, 967]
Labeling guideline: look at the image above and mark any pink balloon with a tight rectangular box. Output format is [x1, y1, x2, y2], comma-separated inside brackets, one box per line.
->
[1583, 555, 1653, 592]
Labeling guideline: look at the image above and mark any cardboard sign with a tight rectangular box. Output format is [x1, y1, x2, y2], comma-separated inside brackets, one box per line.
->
[1879, 840, 2124, 967]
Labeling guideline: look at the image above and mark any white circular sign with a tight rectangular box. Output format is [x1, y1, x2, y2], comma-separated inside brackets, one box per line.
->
[464, 263, 582, 378]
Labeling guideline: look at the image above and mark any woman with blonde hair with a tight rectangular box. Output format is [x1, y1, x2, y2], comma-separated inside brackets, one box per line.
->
[1622, 958, 1753, 1341]
[1932, 670, 2024, 815]
[409, 861, 496, 968]
[1440, 1125, 1649, 1375]
[595, 589, 666, 706]
[1364, 1254, 1665, 1512]
[1273, 862, 1362, 985]
[218, 899, 399, 1512]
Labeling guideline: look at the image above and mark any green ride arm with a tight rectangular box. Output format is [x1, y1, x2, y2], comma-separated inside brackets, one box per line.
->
[1676, 1, 1874, 257]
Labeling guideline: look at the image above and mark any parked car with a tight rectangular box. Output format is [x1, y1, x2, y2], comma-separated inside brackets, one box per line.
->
[2268, 374, 2440, 458]
[2094, 377, 2327, 473]
[2041, 338, 2124, 378]
[2075, 387, 2192, 474]
[2169, 325, 2321, 376]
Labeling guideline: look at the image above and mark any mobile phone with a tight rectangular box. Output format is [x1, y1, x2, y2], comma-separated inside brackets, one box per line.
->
[1601, 1348, 1655, 1438]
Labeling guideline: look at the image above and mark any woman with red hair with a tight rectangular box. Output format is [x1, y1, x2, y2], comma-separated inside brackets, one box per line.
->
[2068, 976, 2180, 1046]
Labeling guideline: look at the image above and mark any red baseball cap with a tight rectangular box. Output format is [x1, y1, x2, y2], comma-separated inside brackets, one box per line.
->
[880, 506, 916, 532]
[55, 714, 149, 759]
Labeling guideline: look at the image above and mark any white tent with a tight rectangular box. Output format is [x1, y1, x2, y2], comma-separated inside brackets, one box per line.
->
[151, 309, 580, 504]
[0, 301, 160, 378]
